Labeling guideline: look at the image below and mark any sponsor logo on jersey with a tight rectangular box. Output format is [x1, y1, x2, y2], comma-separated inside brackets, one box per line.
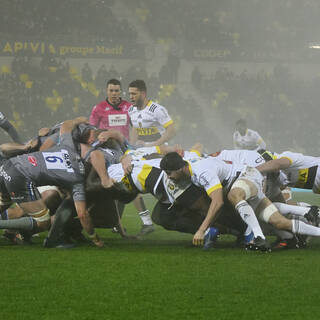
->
[149, 104, 158, 112]
[108, 114, 127, 126]
[105, 107, 110, 111]
[199, 173, 210, 188]
[63, 153, 72, 169]
[28, 156, 38, 167]
[137, 127, 159, 136]
[0, 165, 11, 181]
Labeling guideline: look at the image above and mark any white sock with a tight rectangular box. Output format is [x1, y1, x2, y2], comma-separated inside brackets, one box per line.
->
[235, 200, 265, 239]
[139, 210, 153, 225]
[291, 219, 320, 236]
[244, 226, 252, 236]
[296, 202, 311, 207]
[274, 202, 309, 217]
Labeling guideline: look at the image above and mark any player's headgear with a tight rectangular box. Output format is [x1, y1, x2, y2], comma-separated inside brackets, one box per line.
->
[160, 152, 188, 171]
[72, 124, 96, 144]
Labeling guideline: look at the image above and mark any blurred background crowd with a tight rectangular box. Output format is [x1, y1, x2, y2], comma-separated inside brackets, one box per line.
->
[1, 0, 320, 153]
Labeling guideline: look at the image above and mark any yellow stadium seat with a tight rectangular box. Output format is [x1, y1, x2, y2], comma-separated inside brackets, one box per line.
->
[25, 81, 33, 88]
[1, 65, 10, 74]
[19, 73, 29, 82]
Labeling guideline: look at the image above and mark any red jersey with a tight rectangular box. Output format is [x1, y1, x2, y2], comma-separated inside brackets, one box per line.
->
[89, 99, 132, 139]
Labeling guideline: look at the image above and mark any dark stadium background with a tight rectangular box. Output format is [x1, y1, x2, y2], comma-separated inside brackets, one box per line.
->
[1, 0, 320, 152]
[2, 2, 320, 320]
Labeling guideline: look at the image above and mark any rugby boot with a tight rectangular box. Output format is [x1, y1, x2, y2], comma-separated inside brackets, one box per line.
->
[246, 236, 271, 252]
[137, 224, 155, 237]
[203, 227, 219, 250]
[273, 237, 300, 250]
[304, 206, 320, 226]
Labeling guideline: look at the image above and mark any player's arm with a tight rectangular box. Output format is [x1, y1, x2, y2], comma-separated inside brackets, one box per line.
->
[129, 126, 139, 145]
[120, 154, 134, 175]
[60, 117, 88, 135]
[0, 115, 21, 144]
[193, 187, 224, 246]
[148, 123, 176, 147]
[256, 158, 292, 174]
[38, 127, 51, 137]
[74, 199, 103, 247]
[0, 142, 26, 153]
[89, 149, 114, 188]
[98, 129, 126, 145]
[39, 136, 56, 151]
[158, 144, 184, 156]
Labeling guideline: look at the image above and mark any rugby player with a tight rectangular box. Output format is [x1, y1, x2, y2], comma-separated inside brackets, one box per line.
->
[0, 111, 21, 144]
[160, 152, 320, 251]
[127, 79, 176, 235]
[256, 151, 320, 199]
[0, 117, 104, 248]
[233, 119, 266, 151]
[89, 78, 132, 140]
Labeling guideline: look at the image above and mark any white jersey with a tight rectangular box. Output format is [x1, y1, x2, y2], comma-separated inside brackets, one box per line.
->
[108, 158, 162, 194]
[128, 100, 173, 142]
[109, 149, 201, 200]
[233, 129, 266, 151]
[187, 157, 245, 194]
[164, 157, 246, 204]
[211, 149, 277, 167]
[211, 149, 283, 199]
[124, 146, 160, 161]
[278, 151, 320, 191]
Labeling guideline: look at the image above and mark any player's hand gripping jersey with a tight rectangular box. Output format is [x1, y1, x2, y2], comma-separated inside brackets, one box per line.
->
[128, 100, 173, 142]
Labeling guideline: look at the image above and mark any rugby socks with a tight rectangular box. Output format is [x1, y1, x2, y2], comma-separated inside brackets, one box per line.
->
[291, 219, 320, 236]
[273, 202, 309, 217]
[244, 226, 254, 243]
[0, 217, 35, 231]
[139, 210, 153, 226]
[47, 199, 74, 243]
[235, 200, 265, 239]
[296, 202, 311, 207]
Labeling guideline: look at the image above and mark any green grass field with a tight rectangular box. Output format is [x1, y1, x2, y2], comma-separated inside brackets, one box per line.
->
[1, 192, 320, 320]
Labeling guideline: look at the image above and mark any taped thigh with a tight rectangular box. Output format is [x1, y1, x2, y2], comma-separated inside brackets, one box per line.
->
[258, 203, 278, 223]
[230, 179, 254, 200]
[28, 208, 50, 223]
